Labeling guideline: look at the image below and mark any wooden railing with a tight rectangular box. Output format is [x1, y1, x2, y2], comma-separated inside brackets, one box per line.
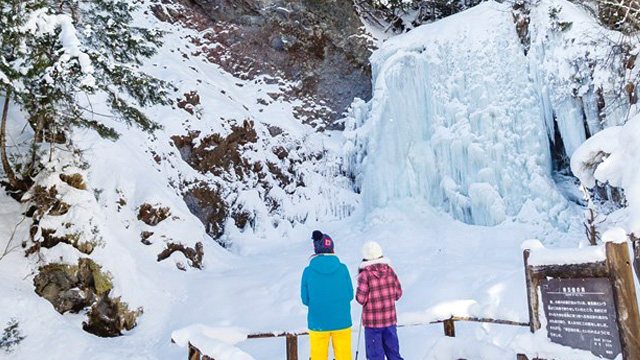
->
[183, 316, 530, 360]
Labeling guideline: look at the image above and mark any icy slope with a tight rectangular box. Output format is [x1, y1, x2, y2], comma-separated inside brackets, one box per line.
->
[346, 1, 572, 227]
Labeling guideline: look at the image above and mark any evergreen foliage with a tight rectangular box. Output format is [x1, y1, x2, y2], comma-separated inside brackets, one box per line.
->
[362, 0, 486, 30]
[0, 0, 170, 185]
[0, 319, 25, 353]
[369, 0, 416, 11]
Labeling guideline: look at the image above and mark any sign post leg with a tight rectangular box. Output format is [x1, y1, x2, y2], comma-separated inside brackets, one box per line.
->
[606, 242, 640, 359]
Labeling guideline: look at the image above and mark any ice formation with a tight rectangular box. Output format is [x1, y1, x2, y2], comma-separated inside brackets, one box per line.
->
[345, 2, 570, 226]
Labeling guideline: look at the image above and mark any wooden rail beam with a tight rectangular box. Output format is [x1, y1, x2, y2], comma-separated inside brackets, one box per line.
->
[181, 316, 531, 359]
[448, 316, 529, 327]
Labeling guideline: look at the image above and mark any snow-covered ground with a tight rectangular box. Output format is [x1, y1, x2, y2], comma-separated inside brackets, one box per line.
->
[2, 0, 639, 359]
[0, 190, 587, 359]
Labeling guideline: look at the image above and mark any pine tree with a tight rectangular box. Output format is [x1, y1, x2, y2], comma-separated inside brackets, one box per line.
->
[0, 0, 42, 189]
[0, 319, 25, 353]
[0, 0, 171, 187]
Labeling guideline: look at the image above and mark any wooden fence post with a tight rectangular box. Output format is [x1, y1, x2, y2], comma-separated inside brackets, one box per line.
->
[606, 242, 640, 359]
[286, 334, 298, 360]
[523, 249, 540, 332]
[188, 344, 216, 360]
[631, 234, 640, 281]
[189, 344, 201, 360]
[443, 319, 455, 337]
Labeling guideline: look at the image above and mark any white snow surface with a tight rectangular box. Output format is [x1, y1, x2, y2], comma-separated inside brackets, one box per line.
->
[2, 0, 640, 359]
[171, 325, 254, 360]
[525, 242, 606, 266]
[602, 227, 628, 244]
[572, 113, 640, 234]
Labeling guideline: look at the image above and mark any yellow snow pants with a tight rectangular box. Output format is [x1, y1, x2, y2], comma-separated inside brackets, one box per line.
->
[309, 327, 352, 360]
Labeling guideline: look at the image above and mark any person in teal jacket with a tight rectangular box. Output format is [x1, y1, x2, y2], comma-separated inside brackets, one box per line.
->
[301, 230, 354, 360]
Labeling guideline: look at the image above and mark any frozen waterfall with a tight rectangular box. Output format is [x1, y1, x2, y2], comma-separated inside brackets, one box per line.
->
[344, 2, 572, 226]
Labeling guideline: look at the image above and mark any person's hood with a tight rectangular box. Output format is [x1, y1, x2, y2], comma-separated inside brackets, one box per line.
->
[309, 254, 341, 274]
[360, 257, 392, 278]
[359, 257, 391, 269]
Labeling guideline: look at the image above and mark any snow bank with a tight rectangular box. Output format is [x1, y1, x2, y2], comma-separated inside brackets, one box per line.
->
[398, 299, 526, 325]
[417, 308, 614, 360]
[399, 300, 481, 325]
[571, 114, 640, 234]
[424, 337, 514, 360]
[171, 325, 253, 360]
[523, 240, 606, 266]
[602, 227, 627, 244]
[511, 329, 621, 360]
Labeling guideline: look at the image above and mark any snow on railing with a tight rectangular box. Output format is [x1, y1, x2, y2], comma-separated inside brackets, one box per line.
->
[171, 325, 254, 360]
[522, 239, 608, 267]
[171, 316, 530, 360]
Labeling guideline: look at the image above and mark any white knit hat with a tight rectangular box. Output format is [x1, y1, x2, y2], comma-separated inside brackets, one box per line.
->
[362, 241, 383, 261]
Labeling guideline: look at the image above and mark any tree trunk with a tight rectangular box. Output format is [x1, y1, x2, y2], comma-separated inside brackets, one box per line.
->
[26, 114, 45, 178]
[1, 91, 18, 188]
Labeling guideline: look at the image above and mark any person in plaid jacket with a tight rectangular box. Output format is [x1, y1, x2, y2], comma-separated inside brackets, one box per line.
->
[356, 241, 404, 360]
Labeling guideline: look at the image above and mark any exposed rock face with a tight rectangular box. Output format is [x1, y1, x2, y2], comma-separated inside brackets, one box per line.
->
[34, 263, 95, 314]
[157, 242, 205, 270]
[83, 294, 142, 338]
[171, 120, 331, 244]
[137, 203, 171, 226]
[34, 259, 141, 337]
[151, 0, 372, 125]
[149, 1, 366, 243]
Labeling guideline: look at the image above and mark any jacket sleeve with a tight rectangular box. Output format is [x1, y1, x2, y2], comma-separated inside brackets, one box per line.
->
[301, 268, 309, 306]
[345, 265, 354, 301]
[356, 271, 369, 305]
[393, 269, 403, 301]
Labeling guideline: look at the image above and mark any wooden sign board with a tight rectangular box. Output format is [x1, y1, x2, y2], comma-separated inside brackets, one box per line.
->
[540, 277, 621, 359]
[523, 242, 640, 360]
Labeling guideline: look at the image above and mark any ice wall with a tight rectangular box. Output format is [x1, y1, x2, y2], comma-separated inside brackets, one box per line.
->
[525, 0, 637, 158]
[345, 2, 570, 226]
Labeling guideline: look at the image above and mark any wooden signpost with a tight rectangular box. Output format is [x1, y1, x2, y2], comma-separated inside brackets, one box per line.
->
[523, 242, 640, 359]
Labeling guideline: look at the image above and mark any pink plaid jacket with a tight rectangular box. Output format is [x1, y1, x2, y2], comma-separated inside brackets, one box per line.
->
[356, 261, 403, 328]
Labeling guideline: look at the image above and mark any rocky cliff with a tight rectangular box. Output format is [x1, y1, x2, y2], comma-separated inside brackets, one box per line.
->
[151, 0, 373, 126]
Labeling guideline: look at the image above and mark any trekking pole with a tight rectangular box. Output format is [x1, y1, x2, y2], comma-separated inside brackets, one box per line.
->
[355, 314, 363, 360]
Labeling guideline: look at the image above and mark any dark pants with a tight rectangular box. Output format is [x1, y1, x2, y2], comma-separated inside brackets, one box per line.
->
[364, 325, 403, 360]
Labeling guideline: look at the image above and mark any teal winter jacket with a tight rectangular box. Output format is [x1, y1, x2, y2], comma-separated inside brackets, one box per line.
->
[301, 254, 354, 331]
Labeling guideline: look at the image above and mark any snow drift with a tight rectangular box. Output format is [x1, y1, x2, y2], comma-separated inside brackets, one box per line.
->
[572, 113, 640, 234]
